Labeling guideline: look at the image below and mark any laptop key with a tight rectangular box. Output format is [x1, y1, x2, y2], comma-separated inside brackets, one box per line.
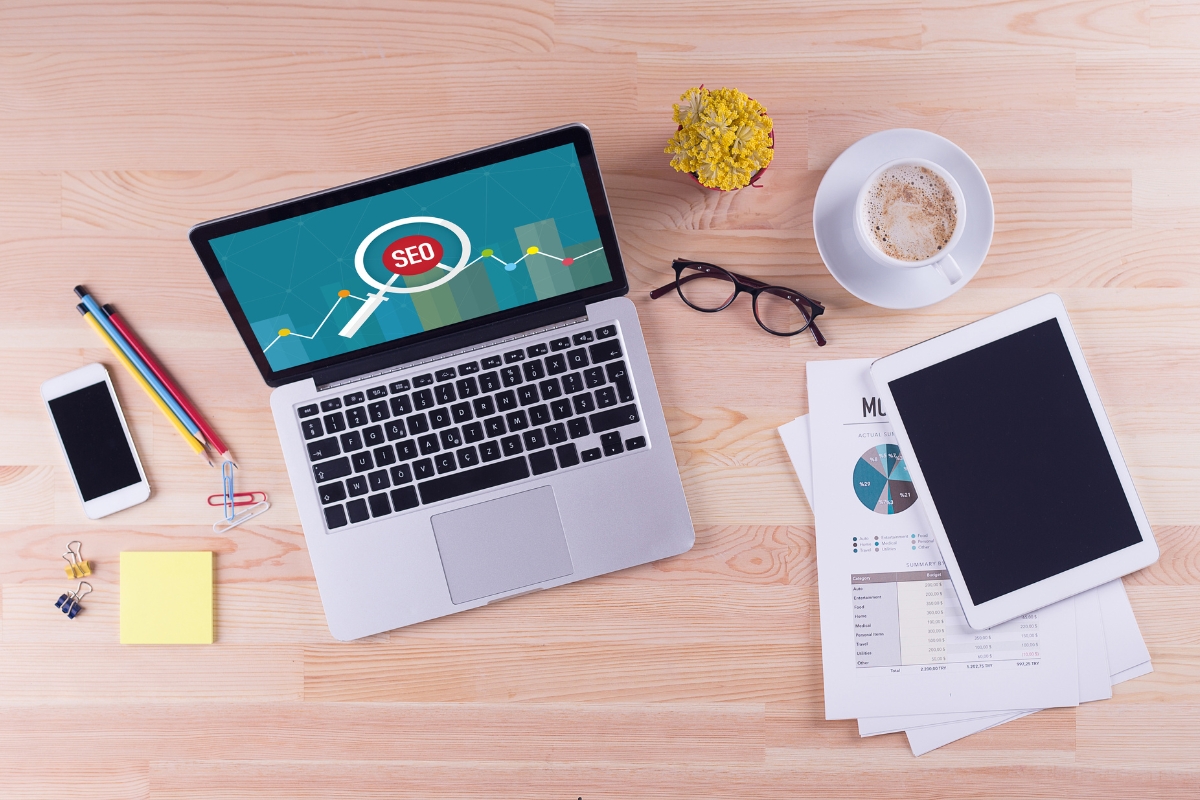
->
[506, 410, 529, 431]
[545, 354, 567, 375]
[390, 464, 413, 485]
[413, 458, 435, 479]
[362, 425, 384, 447]
[529, 404, 551, 426]
[439, 428, 463, 449]
[298, 404, 318, 418]
[396, 440, 419, 461]
[472, 395, 495, 417]
[451, 402, 473, 423]
[572, 332, 594, 345]
[546, 423, 567, 445]
[484, 416, 507, 437]
[539, 378, 562, 399]
[550, 398, 572, 419]
[389, 379, 411, 393]
[390, 395, 412, 416]
[568, 418, 590, 438]
[526, 343, 548, 357]
[529, 449, 557, 475]
[590, 403, 640, 433]
[413, 373, 434, 387]
[456, 446, 479, 469]
[567, 348, 589, 369]
[346, 499, 370, 524]
[435, 368, 456, 382]
[589, 340, 623, 363]
[368, 400, 390, 422]
[463, 421, 485, 443]
[319, 481, 347, 504]
[320, 398, 342, 412]
[501, 434, 524, 456]
[523, 429, 546, 450]
[384, 420, 407, 441]
[556, 443, 580, 467]
[343, 392, 365, 406]
[496, 390, 517, 411]
[504, 349, 525, 363]
[351, 451, 374, 472]
[584, 366, 605, 387]
[517, 385, 539, 405]
[367, 386, 389, 400]
[368, 493, 391, 518]
[572, 394, 595, 415]
[596, 324, 617, 339]
[456, 376, 479, 398]
[406, 412, 429, 434]
[550, 337, 571, 351]
[429, 407, 452, 428]
[479, 440, 502, 461]
[323, 412, 347, 433]
[626, 436, 647, 450]
[606, 361, 635, 403]
[434, 453, 457, 474]
[595, 387, 618, 408]
[346, 475, 369, 496]
[501, 366, 523, 387]
[581, 447, 602, 462]
[458, 361, 479, 375]
[345, 406, 368, 427]
[479, 371, 501, 393]
[435, 384, 456, 404]
[374, 445, 397, 466]
[522, 360, 545, 381]
[368, 470, 390, 492]
[418, 434, 440, 455]
[313, 457, 351, 483]
[561, 373, 585, 394]
[601, 431, 625, 456]
[417, 456, 531, 505]
[307, 437, 340, 461]
[481, 355, 503, 369]
[390, 485, 419, 511]
[413, 388, 434, 410]
[324, 504, 348, 529]
[339, 430, 362, 452]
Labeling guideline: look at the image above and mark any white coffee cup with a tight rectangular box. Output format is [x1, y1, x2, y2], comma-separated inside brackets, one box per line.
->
[854, 157, 966, 285]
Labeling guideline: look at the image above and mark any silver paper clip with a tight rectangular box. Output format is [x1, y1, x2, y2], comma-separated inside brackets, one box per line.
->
[212, 460, 269, 533]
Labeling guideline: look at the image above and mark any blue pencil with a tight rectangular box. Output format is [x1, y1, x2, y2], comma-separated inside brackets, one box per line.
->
[74, 286, 206, 444]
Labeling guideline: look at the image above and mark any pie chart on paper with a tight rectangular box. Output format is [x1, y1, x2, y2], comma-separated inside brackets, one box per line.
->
[853, 444, 918, 515]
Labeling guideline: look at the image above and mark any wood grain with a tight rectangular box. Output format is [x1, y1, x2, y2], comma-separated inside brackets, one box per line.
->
[2, 1, 1199, 797]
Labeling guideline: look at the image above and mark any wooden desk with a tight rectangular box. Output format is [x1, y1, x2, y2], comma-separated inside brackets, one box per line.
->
[2, 2, 1198, 796]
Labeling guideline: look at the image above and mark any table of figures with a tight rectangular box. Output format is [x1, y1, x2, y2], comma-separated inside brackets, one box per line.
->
[852, 570, 1042, 670]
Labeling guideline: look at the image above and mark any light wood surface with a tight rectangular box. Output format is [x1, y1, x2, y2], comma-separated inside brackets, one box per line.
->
[2, 2, 1199, 797]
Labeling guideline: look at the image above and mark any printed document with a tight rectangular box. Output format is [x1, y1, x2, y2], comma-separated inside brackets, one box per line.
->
[806, 359, 1080, 719]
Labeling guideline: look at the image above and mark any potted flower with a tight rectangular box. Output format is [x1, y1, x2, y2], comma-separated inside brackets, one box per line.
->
[664, 86, 774, 191]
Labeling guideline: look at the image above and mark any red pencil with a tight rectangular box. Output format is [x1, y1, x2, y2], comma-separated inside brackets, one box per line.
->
[103, 304, 236, 465]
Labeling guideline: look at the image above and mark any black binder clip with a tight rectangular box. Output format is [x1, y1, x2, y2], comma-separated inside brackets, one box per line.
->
[55, 581, 92, 619]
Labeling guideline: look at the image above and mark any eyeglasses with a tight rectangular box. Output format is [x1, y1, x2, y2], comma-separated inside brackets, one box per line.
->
[649, 259, 827, 345]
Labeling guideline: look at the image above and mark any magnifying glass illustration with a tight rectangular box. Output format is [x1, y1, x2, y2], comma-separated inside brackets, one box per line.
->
[338, 216, 472, 339]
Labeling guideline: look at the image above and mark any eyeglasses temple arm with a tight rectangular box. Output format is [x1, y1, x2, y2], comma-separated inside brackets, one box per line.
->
[649, 271, 719, 300]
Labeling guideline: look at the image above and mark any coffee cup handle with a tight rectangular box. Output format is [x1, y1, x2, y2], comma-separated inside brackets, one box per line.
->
[933, 254, 963, 285]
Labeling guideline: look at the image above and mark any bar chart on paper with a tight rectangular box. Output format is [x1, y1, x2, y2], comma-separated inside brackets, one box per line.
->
[852, 570, 1043, 671]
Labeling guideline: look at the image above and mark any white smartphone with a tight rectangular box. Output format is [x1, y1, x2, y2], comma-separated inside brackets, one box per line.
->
[41, 363, 151, 519]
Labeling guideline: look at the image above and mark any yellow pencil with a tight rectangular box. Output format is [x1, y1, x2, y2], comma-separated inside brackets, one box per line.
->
[79, 306, 212, 466]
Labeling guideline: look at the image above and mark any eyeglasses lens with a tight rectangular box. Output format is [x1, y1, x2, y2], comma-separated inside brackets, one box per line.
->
[677, 265, 736, 311]
[754, 287, 813, 335]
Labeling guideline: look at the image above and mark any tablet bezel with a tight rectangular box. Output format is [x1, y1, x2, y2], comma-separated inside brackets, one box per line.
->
[870, 293, 1158, 629]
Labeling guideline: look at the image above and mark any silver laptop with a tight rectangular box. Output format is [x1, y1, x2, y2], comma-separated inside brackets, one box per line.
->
[190, 125, 695, 640]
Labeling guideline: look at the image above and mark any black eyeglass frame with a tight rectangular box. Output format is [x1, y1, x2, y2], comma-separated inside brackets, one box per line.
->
[650, 259, 827, 345]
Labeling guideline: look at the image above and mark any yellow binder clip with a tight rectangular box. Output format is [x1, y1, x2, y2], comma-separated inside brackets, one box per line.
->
[62, 541, 92, 579]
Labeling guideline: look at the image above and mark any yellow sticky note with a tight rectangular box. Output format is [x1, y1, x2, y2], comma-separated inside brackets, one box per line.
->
[120, 552, 213, 644]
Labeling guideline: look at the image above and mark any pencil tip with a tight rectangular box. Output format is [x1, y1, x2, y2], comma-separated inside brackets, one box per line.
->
[73, 285, 87, 298]
[102, 303, 116, 314]
[76, 304, 88, 315]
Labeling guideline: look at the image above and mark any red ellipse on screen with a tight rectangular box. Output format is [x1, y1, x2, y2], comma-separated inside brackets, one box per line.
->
[382, 235, 444, 276]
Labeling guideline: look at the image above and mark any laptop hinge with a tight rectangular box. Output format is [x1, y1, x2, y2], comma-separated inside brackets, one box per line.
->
[313, 303, 589, 392]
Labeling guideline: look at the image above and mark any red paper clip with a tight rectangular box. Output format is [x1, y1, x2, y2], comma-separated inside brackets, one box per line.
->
[207, 491, 267, 507]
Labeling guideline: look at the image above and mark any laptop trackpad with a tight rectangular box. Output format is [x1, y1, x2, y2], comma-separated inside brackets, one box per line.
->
[431, 486, 574, 605]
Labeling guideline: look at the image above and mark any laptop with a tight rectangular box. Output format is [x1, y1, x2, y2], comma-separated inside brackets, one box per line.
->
[190, 124, 695, 640]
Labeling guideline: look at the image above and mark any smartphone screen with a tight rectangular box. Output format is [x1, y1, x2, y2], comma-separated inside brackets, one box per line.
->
[47, 382, 143, 501]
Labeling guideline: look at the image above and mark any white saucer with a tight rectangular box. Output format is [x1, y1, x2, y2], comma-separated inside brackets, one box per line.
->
[813, 129, 994, 309]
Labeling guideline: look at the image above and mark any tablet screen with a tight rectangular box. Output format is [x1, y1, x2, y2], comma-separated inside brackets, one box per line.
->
[887, 318, 1143, 604]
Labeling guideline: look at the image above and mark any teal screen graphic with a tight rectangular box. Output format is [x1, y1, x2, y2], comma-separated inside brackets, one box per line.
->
[210, 144, 613, 372]
[853, 444, 918, 515]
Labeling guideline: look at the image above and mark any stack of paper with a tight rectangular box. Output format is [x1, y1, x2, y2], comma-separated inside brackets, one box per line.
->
[779, 359, 1150, 755]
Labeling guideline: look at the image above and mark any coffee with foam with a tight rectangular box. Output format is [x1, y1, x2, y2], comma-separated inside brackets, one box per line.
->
[863, 165, 958, 262]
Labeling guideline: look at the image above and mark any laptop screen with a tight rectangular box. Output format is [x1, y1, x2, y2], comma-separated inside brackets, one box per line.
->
[206, 142, 616, 375]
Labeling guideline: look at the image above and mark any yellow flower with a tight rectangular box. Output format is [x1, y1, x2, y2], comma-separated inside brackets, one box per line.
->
[665, 86, 774, 190]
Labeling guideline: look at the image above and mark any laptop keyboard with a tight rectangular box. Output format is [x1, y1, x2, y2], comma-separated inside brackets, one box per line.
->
[295, 321, 650, 532]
